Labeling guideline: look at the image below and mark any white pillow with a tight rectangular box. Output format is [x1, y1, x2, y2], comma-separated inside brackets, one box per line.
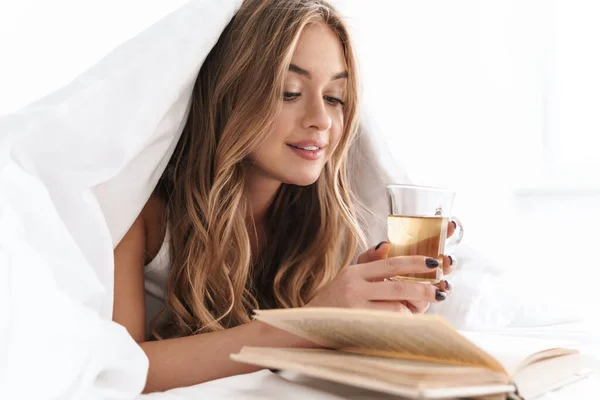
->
[0, 1, 243, 399]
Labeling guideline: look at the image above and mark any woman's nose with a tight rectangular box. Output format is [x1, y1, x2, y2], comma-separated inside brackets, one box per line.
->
[302, 96, 332, 131]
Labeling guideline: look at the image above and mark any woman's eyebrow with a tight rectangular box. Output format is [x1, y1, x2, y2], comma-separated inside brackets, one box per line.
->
[289, 63, 348, 81]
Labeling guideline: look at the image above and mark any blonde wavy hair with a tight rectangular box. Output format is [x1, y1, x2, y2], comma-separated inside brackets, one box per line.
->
[153, 0, 366, 339]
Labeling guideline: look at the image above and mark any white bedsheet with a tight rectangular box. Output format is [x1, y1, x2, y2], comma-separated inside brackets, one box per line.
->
[137, 321, 600, 400]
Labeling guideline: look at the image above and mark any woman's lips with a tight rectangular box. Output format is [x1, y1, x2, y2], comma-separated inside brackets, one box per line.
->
[287, 143, 325, 160]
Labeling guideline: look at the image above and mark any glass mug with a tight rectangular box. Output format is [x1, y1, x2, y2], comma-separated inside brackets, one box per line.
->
[386, 184, 463, 284]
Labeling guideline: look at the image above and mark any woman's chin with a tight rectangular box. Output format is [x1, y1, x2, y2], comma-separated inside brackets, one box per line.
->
[285, 174, 321, 187]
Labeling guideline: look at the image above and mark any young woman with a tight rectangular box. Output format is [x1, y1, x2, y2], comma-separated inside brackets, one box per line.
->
[113, 0, 456, 393]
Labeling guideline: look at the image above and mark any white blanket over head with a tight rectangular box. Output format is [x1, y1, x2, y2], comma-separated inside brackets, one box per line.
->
[0, 1, 581, 399]
[0, 1, 242, 399]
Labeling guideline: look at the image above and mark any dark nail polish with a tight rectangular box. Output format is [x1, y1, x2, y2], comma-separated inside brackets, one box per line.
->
[435, 290, 447, 301]
[448, 255, 454, 266]
[444, 280, 453, 291]
[375, 241, 388, 251]
[426, 258, 439, 268]
[451, 221, 457, 229]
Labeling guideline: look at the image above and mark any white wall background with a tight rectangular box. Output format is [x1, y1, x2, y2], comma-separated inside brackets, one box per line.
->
[1, 0, 599, 318]
[333, 0, 600, 316]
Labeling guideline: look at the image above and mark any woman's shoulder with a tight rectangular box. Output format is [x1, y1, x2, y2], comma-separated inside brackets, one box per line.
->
[141, 193, 168, 265]
[142, 192, 165, 219]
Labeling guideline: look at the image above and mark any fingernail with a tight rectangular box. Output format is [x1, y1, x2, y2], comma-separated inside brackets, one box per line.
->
[444, 280, 453, 291]
[425, 258, 439, 268]
[451, 221, 457, 229]
[448, 255, 454, 266]
[375, 241, 388, 251]
[435, 290, 447, 301]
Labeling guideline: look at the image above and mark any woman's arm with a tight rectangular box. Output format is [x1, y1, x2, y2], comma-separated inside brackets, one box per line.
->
[113, 214, 315, 393]
[113, 215, 147, 343]
[141, 319, 312, 392]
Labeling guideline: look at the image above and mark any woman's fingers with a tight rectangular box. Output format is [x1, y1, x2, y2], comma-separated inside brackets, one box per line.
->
[358, 255, 440, 281]
[403, 300, 430, 314]
[366, 301, 413, 315]
[447, 220, 456, 238]
[438, 279, 453, 292]
[365, 280, 447, 302]
[357, 241, 390, 264]
[442, 254, 454, 275]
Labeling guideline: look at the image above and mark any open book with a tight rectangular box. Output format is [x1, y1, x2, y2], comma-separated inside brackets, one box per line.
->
[230, 308, 587, 399]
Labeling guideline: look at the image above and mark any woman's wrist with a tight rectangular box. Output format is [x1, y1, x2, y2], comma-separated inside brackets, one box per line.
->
[252, 319, 319, 349]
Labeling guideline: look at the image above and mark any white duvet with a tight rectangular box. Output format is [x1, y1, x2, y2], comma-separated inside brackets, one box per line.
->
[0, 1, 595, 399]
[0, 1, 242, 398]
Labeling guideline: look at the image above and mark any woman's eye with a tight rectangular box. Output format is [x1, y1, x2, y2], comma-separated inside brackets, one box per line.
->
[324, 96, 345, 107]
[283, 92, 301, 101]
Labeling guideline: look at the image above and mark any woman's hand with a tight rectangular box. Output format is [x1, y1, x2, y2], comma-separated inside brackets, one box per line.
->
[306, 224, 456, 314]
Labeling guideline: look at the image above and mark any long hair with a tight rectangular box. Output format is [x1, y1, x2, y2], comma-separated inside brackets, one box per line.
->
[153, 0, 366, 338]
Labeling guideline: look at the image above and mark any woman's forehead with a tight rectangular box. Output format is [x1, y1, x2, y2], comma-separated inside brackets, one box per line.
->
[289, 23, 347, 81]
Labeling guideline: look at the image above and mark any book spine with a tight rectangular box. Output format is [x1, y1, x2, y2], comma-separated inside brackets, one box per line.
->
[507, 386, 524, 400]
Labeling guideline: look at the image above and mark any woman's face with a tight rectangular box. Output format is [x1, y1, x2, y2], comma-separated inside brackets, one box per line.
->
[249, 23, 348, 187]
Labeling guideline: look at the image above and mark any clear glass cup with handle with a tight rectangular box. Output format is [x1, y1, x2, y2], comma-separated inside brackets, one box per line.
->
[386, 184, 464, 284]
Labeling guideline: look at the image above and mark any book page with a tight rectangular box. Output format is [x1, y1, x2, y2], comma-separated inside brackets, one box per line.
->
[237, 347, 507, 386]
[512, 353, 584, 399]
[253, 308, 505, 372]
[231, 347, 515, 399]
[231, 349, 423, 399]
[459, 332, 578, 375]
